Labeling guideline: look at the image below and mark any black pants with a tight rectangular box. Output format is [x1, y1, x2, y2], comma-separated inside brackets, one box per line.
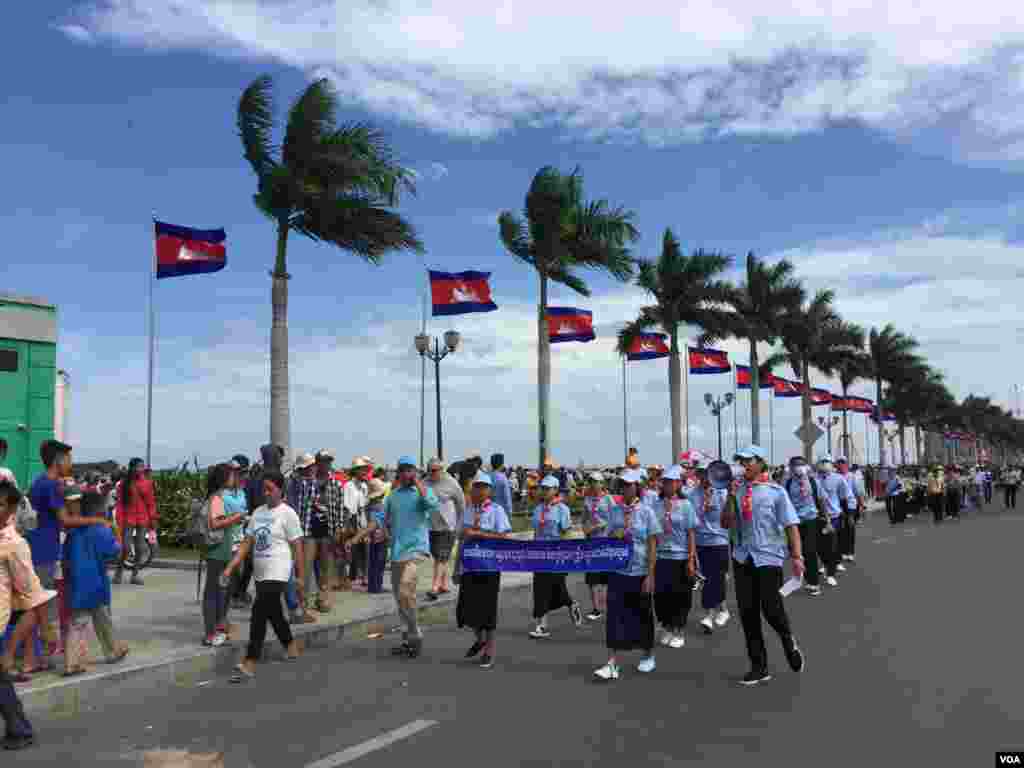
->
[930, 493, 944, 522]
[733, 557, 794, 673]
[984, 484, 993, 504]
[1005, 486, 1018, 509]
[838, 512, 856, 557]
[797, 520, 820, 587]
[946, 489, 961, 519]
[234, 552, 254, 599]
[817, 520, 839, 577]
[885, 496, 896, 523]
[653, 559, 693, 630]
[246, 580, 293, 661]
[0, 668, 32, 741]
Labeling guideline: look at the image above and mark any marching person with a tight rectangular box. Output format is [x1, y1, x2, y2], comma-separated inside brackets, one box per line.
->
[594, 469, 661, 681]
[945, 466, 963, 521]
[836, 458, 862, 567]
[928, 465, 946, 523]
[529, 476, 583, 639]
[581, 472, 613, 621]
[344, 457, 371, 587]
[457, 472, 513, 670]
[816, 456, 851, 587]
[725, 446, 805, 687]
[653, 465, 697, 649]
[689, 460, 732, 632]
[784, 456, 824, 597]
[424, 458, 465, 601]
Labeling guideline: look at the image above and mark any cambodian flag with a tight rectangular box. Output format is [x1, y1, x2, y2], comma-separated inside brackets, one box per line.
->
[831, 396, 851, 412]
[429, 270, 498, 316]
[871, 407, 896, 422]
[772, 377, 802, 398]
[849, 397, 875, 414]
[807, 387, 833, 406]
[155, 220, 226, 279]
[688, 347, 730, 374]
[736, 365, 774, 389]
[547, 307, 595, 343]
[626, 332, 670, 361]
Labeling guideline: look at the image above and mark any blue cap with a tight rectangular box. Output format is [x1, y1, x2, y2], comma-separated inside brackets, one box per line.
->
[662, 465, 683, 481]
[540, 475, 560, 489]
[471, 470, 493, 487]
[397, 455, 418, 468]
[734, 445, 767, 460]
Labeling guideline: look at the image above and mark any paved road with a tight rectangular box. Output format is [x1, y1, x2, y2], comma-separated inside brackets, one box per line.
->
[15, 500, 1024, 767]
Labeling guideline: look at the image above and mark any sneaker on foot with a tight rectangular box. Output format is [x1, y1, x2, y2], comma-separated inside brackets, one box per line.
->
[478, 655, 494, 669]
[786, 642, 805, 673]
[805, 585, 823, 597]
[211, 632, 227, 648]
[570, 602, 584, 627]
[528, 625, 551, 639]
[637, 656, 657, 673]
[836, 564, 847, 573]
[826, 576, 839, 587]
[465, 640, 485, 659]
[593, 662, 620, 681]
[585, 609, 603, 622]
[715, 608, 731, 628]
[700, 614, 715, 634]
[668, 633, 686, 649]
[658, 629, 673, 647]
[739, 669, 773, 686]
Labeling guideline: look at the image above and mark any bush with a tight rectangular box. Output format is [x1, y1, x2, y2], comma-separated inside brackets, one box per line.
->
[152, 469, 207, 547]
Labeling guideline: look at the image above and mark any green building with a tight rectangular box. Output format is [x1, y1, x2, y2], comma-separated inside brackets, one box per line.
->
[0, 293, 57, 488]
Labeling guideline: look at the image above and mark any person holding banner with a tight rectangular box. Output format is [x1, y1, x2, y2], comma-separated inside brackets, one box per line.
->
[581, 472, 613, 622]
[594, 469, 662, 681]
[529, 477, 583, 639]
[690, 461, 732, 633]
[724, 446, 805, 687]
[653, 465, 697, 649]
[457, 472, 512, 670]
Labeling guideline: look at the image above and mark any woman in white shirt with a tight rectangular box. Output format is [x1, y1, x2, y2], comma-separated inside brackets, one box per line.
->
[223, 470, 305, 682]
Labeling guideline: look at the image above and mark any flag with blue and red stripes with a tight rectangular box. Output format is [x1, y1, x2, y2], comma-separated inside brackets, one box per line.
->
[688, 347, 730, 374]
[547, 307, 595, 343]
[429, 270, 498, 316]
[772, 377, 802, 398]
[626, 332, 670, 361]
[736, 365, 774, 389]
[155, 220, 226, 279]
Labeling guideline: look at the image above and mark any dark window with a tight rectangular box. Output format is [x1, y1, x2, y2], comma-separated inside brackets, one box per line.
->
[0, 349, 18, 372]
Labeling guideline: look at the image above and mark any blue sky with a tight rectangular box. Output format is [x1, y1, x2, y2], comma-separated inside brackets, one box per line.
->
[4, 2, 1024, 468]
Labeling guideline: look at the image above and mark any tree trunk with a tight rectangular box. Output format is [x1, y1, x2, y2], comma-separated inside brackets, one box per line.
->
[537, 271, 550, 471]
[749, 339, 761, 446]
[841, 383, 850, 460]
[898, 422, 907, 465]
[915, 424, 923, 465]
[270, 222, 292, 468]
[876, 377, 885, 466]
[801, 358, 813, 462]
[668, 327, 683, 462]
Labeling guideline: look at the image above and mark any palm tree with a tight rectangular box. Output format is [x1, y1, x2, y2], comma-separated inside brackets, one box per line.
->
[869, 325, 920, 467]
[615, 230, 733, 458]
[884, 360, 930, 465]
[818, 324, 869, 460]
[718, 253, 804, 445]
[237, 76, 423, 462]
[499, 167, 638, 468]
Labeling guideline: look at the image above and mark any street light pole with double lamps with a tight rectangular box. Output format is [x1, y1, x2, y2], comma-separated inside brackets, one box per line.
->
[704, 392, 734, 460]
[415, 330, 461, 462]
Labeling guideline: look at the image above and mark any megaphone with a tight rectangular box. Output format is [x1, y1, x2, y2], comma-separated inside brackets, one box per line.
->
[706, 460, 734, 490]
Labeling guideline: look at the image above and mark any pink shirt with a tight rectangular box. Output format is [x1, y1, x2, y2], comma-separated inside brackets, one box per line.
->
[0, 520, 56, 628]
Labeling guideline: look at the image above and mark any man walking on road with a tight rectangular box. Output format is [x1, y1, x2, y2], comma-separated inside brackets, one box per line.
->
[424, 458, 464, 601]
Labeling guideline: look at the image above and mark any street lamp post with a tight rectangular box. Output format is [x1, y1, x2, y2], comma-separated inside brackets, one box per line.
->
[415, 330, 461, 462]
[704, 392, 735, 460]
[818, 415, 841, 457]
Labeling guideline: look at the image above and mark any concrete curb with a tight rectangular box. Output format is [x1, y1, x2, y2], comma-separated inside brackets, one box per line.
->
[21, 577, 533, 717]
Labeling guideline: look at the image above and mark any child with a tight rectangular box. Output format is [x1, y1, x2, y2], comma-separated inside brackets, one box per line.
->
[0, 481, 50, 750]
[62, 485, 129, 675]
[347, 479, 390, 594]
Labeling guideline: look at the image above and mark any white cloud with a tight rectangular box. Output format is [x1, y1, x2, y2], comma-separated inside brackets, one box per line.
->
[55, 23, 93, 44]
[59, 1, 1024, 165]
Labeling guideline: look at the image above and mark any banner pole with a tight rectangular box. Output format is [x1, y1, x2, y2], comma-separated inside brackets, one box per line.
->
[419, 271, 427, 468]
[146, 218, 156, 468]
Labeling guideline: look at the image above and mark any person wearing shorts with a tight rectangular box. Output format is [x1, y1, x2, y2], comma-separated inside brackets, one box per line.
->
[425, 458, 465, 600]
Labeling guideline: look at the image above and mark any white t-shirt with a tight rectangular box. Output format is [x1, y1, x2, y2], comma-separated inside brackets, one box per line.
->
[245, 502, 302, 583]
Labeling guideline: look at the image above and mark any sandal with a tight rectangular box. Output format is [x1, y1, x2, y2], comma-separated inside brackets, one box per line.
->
[229, 665, 255, 684]
[9, 671, 32, 684]
[62, 668, 87, 678]
[107, 647, 130, 664]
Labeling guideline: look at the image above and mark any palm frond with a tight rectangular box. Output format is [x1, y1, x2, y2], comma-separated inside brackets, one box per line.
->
[616, 314, 660, 356]
[548, 264, 589, 295]
[283, 78, 338, 173]
[290, 195, 423, 263]
[498, 212, 534, 266]
[238, 75, 277, 178]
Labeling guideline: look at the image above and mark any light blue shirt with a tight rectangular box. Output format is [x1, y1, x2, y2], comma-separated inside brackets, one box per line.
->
[223, 488, 249, 550]
[688, 487, 730, 547]
[653, 496, 696, 560]
[531, 502, 571, 540]
[384, 485, 439, 562]
[783, 474, 820, 522]
[490, 471, 514, 521]
[885, 476, 903, 497]
[461, 501, 512, 535]
[606, 499, 663, 577]
[731, 483, 799, 568]
[817, 471, 854, 519]
[582, 494, 613, 538]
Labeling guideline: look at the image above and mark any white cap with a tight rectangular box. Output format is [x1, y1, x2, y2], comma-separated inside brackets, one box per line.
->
[587, 471, 605, 482]
[661, 465, 683, 481]
[540, 475, 560, 489]
[471, 470, 493, 487]
[620, 469, 643, 484]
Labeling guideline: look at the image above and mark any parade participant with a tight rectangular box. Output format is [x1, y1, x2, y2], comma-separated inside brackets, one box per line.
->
[724, 446, 805, 686]
[945, 466, 963, 521]
[424, 458, 465, 601]
[224, 470, 303, 682]
[815, 457, 850, 587]
[640, 467, 659, 506]
[690, 461, 731, 632]
[347, 479, 390, 594]
[201, 464, 245, 647]
[529, 476, 583, 638]
[885, 472, 905, 524]
[836, 458, 862, 566]
[983, 466, 994, 505]
[927, 466, 946, 523]
[784, 457, 824, 597]
[653, 465, 697, 649]
[581, 472, 613, 621]
[457, 472, 512, 670]
[594, 469, 661, 680]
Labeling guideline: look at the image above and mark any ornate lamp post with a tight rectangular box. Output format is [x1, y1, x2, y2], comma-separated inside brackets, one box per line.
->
[704, 392, 735, 460]
[415, 330, 461, 462]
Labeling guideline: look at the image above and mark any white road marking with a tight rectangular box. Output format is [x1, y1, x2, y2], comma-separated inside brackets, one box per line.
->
[305, 720, 439, 768]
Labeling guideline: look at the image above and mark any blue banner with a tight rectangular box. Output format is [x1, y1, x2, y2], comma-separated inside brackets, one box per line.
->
[460, 537, 632, 573]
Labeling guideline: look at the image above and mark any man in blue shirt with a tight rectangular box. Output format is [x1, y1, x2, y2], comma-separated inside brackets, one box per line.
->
[381, 456, 438, 658]
[489, 453, 514, 522]
[726, 446, 805, 687]
[785, 456, 824, 596]
[816, 456, 852, 587]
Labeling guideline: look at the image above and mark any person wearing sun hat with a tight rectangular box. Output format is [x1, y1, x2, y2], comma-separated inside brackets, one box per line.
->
[815, 455, 852, 586]
[652, 465, 697, 650]
[457, 470, 512, 670]
[346, 479, 391, 594]
[344, 457, 371, 586]
[425, 457, 466, 600]
[581, 471, 614, 621]
[593, 468, 661, 681]
[689, 459, 732, 633]
[725, 446, 805, 687]
[528, 475, 583, 639]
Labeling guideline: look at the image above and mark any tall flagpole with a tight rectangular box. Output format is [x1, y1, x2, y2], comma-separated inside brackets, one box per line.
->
[419, 271, 428, 467]
[683, 340, 690, 453]
[622, 356, 629, 461]
[769, 387, 775, 465]
[146, 219, 156, 468]
[732, 367, 739, 456]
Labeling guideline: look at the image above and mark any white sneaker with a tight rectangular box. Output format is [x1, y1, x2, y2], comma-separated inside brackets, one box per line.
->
[659, 629, 673, 646]
[826, 576, 839, 587]
[805, 585, 822, 597]
[593, 662, 620, 681]
[668, 633, 686, 649]
[637, 656, 657, 673]
[846, 555, 856, 563]
[529, 625, 551, 639]
[841, 554, 852, 561]
[836, 564, 847, 573]
[700, 613, 715, 634]
[211, 632, 227, 648]
[715, 608, 731, 628]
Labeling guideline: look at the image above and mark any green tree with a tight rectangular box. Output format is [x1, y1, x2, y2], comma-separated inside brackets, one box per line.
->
[499, 167, 638, 468]
[616, 230, 733, 459]
[238, 76, 423, 462]
[817, 324, 869, 460]
[869, 325, 920, 467]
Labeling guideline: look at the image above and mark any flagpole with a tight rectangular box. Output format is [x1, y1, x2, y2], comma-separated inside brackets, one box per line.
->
[146, 218, 156, 468]
[683, 340, 690, 454]
[419, 271, 428, 468]
[622, 355, 629, 461]
[732, 366, 739, 456]
[769, 386, 775, 465]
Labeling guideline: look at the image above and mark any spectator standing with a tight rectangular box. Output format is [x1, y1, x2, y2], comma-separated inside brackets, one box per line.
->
[201, 464, 245, 647]
[311, 450, 344, 610]
[113, 458, 158, 586]
[347, 479, 390, 594]
[344, 458, 371, 587]
[287, 454, 320, 617]
[424, 457, 465, 600]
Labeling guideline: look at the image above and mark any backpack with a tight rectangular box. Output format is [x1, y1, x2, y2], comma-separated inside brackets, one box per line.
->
[188, 496, 225, 547]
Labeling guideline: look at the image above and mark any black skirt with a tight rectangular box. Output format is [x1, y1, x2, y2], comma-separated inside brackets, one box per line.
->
[585, 571, 609, 587]
[653, 559, 693, 630]
[456, 573, 501, 631]
[532, 572, 573, 619]
[606, 572, 655, 652]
